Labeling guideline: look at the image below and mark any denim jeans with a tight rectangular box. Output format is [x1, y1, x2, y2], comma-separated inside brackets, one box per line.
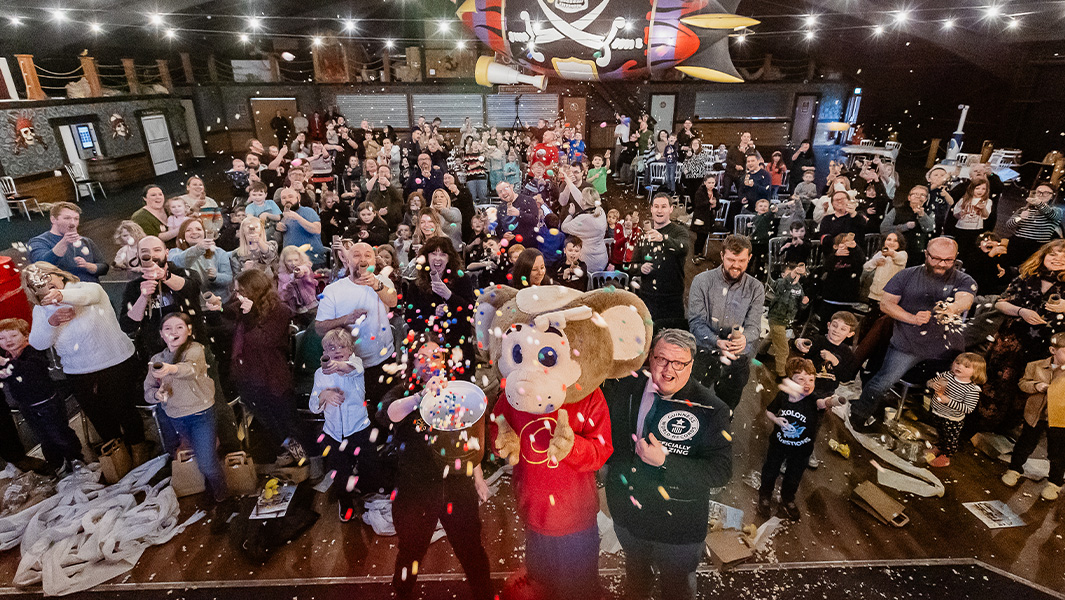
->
[467, 178, 488, 204]
[525, 525, 601, 597]
[614, 525, 702, 600]
[167, 407, 228, 502]
[850, 346, 924, 423]
[664, 163, 677, 193]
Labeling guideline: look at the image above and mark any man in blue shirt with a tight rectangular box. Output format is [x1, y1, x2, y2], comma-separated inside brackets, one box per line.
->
[738, 153, 772, 214]
[277, 188, 326, 267]
[28, 202, 108, 283]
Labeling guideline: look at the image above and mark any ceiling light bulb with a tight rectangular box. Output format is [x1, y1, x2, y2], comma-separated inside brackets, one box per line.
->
[805, 30, 815, 40]
[165, 29, 176, 39]
[873, 25, 884, 35]
[385, 39, 395, 49]
[456, 40, 467, 49]
[804, 15, 817, 27]
[894, 10, 910, 24]
[9, 16, 22, 26]
[51, 9, 67, 22]
[149, 13, 163, 26]
[312, 36, 323, 47]
[239, 33, 250, 43]
[1007, 18, 1020, 29]
[438, 20, 451, 32]
[343, 19, 356, 32]
[736, 34, 746, 43]
[985, 5, 1001, 19]
[89, 22, 102, 33]
[247, 17, 261, 30]
[943, 19, 955, 29]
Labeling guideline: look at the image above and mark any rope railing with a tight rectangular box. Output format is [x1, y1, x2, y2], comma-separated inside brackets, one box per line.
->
[34, 64, 84, 77]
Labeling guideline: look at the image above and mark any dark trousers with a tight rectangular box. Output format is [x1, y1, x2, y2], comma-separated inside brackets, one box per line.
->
[392, 475, 493, 600]
[67, 357, 145, 446]
[1005, 237, 1047, 271]
[0, 408, 28, 464]
[639, 294, 687, 332]
[15, 397, 83, 468]
[693, 230, 711, 258]
[323, 427, 391, 498]
[931, 414, 965, 457]
[1010, 421, 1065, 486]
[363, 363, 392, 422]
[695, 349, 751, 412]
[614, 525, 701, 600]
[760, 440, 813, 503]
[237, 383, 310, 453]
[525, 524, 601, 598]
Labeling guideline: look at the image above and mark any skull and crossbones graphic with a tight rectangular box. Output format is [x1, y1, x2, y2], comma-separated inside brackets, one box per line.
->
[519, 0, 627, 67]
[8, 110, 47, 155]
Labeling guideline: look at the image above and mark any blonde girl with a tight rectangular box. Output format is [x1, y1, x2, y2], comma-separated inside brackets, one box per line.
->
[231, 216, 279, 278]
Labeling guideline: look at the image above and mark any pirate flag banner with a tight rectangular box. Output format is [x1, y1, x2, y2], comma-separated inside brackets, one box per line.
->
[456, 0, 757, 86]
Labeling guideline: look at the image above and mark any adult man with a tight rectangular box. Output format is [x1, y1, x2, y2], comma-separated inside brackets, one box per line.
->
[612, 113, 630, 171]
[529, 130, 560, 172]
[721, 131, 758, 197]
[688, 234, 765, 411]
[738, 152, 772, 213]
[28, 203, 108, 283]
[602, 328, 731, 600]
[245, 146, 287, 196]
[676, 118, 697, 151]
[405, 153, 443, 199]
[495, 181, 538, 245]
[850, 237, 977, 430]
[367, 164, 405, 230]
[276, 188, 326, 266]
[629, 193, 690, 326]
[529, 118, 551, 143]
[270, 110, 291, 149]
[119, 236, 202, 362]
[316, 242, 398, 403]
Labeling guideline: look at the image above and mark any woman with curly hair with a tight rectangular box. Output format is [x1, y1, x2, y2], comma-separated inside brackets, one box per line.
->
[982, 240, 1065, 429]
[402, 237, 476, 372]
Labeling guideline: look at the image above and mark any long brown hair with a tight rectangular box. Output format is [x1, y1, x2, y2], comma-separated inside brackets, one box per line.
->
[415, 236, 464, 292]
[957, 177, 990, 214]
[1019, 239, 1065, 282]
[235, 269, 281, 320]
[413, 207, 444, 245]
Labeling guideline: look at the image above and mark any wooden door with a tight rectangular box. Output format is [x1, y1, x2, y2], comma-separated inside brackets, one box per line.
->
[562, 97, 587, 134]
[250, 98, 298, 146]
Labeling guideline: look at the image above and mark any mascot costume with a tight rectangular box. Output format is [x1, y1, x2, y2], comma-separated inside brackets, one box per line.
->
[475, 284, 652, 598]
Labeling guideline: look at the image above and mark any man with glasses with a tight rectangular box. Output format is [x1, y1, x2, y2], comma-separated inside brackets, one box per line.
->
[602, 329, 732, 600]
[1004, 183, 1062, 269]
[850, 237, 977, 432]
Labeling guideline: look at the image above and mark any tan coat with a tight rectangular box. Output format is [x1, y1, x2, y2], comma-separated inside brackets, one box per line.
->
[143, 343, 215, 419]
[1018, 357, 1065, 427]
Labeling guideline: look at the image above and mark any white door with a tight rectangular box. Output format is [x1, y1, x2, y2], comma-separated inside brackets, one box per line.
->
[59, 126, 86, 175]
[650, 94, 676, 134]
[181, 99, 205, 158]
[141, 114, 178, 176]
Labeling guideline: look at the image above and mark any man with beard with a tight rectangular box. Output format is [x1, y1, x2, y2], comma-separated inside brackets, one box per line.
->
[405, 153, 444, 199]
[29, 203, 108, 283]
[245, 146, 287, 197]
[850, 237, 977, 431]
[629, 193, 690, 328]
[276, 188, 326, 266]
[688, 234, 764, 412]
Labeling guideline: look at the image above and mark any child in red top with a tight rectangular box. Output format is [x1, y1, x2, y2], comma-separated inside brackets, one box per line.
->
[611, 210, 641, 267]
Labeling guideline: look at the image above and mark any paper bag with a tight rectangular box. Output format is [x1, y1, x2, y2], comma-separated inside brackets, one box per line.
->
[851, 480, 909, 527]
[99, 439, 132, 484]
[224, 451, 258, 496]
[172, 449, 206, 497]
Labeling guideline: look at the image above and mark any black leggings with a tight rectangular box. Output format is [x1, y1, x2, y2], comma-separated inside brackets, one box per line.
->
[760, 440, 813, 503]
[1010, 421, 1065, 486]
[67, 356, 146, 446]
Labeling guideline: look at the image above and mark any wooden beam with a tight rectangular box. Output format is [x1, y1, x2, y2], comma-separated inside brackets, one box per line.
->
[14, 54, 46, 100]
[79, 56, 102, 97]
[268, 55, 281, 83]
[382, 49, 391, 83]
[157, 60, 173, 92]
[926, 138, 940, 169]
[180, 52, 195, 84]
[121, 58, 141, 95]
[207, 55, 219, 83]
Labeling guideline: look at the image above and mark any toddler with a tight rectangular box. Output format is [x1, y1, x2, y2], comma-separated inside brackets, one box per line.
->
[226, 158, 250, 197]
[558, 236, 589, 291]
[166, 197, 191, 233]
[278, 245, 319, 319]
[926, 352, 986, 467]
[112, 220, 147, 271]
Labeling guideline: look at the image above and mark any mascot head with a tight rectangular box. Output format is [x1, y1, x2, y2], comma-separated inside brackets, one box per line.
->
[475, 285, 652, 414]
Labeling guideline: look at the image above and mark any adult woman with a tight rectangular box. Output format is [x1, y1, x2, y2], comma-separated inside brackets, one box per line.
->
[176, 176, 217, 212]
[289, 131, 310, 157]
[812, 175, 855, 224]
[881, 186, 935, 266]
[378, 138, 401, 176]
[952, 178, 993, 263]
[221, 269, 308, 464]
[877, 159, 900, 200]
[413, 207, 450, 253]
[403, 191, 426, 229]
[864, 232, 907, 304]
[169, 219, 235, 302]
[982, 240, 1065, 430]
[22, 262, 149, 462]
[430, 189, 464, 250]
[510, 248, 552, 288]
[680, 138, 714, 199]
[402, 237, 476, 366]
[360, 158, 380, 196]
[690, 174, 719, 263]
[131, 184, 178, 244]
[561, 188, 609, 273]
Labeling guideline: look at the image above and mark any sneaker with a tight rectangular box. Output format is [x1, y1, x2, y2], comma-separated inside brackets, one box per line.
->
[338, 497, 356, 522]
[807, 454, 820, 469]
[757, 494, 772, 519]
[275, 451, 295, 468]
[1001, 469, 1022, 487]
[282, 438, 307, 465]
[780, 501, 801, 521]
[929, 454, 951, 468]
[1042, 482, 1061, 501]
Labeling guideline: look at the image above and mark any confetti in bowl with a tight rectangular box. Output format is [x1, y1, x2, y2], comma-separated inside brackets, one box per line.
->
[419, 380, 487, 432]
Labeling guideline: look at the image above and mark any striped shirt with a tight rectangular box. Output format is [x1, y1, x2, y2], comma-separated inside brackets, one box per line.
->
[1005, 202, 1064, 242]
[928, 371, 981, 421]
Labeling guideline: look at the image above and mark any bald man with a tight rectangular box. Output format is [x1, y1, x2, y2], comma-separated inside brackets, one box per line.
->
[851, 237, 977, 431]
[316, 241, 398, 403]
[120, 235, 202, 360]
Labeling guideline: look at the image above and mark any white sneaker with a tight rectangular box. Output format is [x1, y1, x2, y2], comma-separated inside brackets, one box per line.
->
[1042, 482, 1061, 501]
[1001, 469, 1022, 487]
[807, 454, 820, 469]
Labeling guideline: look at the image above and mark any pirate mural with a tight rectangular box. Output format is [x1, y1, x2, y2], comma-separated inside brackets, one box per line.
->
[110, 113, 131, 139]
[9, 110, 47, 155]
[457, 0, 758, 84]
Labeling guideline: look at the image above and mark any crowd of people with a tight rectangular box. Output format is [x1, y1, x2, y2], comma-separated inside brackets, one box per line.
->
[4, 106, 1064, 599]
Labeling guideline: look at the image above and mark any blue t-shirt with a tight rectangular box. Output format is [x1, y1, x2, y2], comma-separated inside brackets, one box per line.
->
[882, 266, 978, 359]
[282, 206, 326, 262]
[246, 200, 281, 218]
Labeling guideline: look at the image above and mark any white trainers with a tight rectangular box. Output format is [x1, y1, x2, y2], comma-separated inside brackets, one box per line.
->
[1041, 482, 1061, 501]
[1001, 469, 1022, 487]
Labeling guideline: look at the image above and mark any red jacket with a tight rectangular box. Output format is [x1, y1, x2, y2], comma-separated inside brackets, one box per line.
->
[611, 223, 640, 265]
[491, 388, 613, 536]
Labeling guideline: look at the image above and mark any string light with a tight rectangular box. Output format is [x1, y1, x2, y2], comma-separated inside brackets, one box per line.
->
[51, 9, 67, 22]
[805, 30, 815, 40]
[239, 33, 250, 43]
[343, 19, 357, 32]
[149, 13, 164, 26]
[437, 20, 451, 33]
[247, 16, 262, 30]
[1007, 18, 1020, 29]
[803, 14, 817, 27]
[873, 25, 885, 35]
[89, 21, 102, 33]
[456, 39, 467, 50]
[894, 10, 911, 24]
[164, 28, 176, 39]
[985, 5, 1002, 19]
[8, 16, 22, 26]
[736, 33, 747, 43]
[385, 39, 395, 49]
[312, 36, 323, 46]
[942, 18, 955, 30]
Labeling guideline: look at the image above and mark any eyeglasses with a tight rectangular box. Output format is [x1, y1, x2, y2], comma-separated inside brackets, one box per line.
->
[926, 253, 956, 265]
[652, 355, 693, 372]
[1034, 190, 1054, 197]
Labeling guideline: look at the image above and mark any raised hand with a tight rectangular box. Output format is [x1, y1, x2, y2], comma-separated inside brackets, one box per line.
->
[494, 414, 521, 466]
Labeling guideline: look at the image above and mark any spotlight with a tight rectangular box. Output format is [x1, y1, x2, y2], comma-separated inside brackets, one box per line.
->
[149, 13, 164, 26]
[623, 20, 633, 31]
[247, 17, 262, 30]
[1007, 18, 1020, 29]
[894, 10, 910, 24]
[804, 14, 817, 27]
[456, 39, 467, 50]
[8, 16, 22, 26]
[343, 19, 357, 32]
[736, 33, 746, 43]
[873, 25, 884, 35]
[384, 39, 395, 49]
[437, 20, 451, 32]
[312, 36, 323, 47]
[239, 33, 250, 43]
[985, 5, 1002, 19]
[89, 22, 102, 33]
[943, 19, 955, 30]
[165, 29, 176, 39]
[51, 9, 67, 22]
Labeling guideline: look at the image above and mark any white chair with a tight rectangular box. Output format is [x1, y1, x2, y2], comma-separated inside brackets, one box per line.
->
[588, 270, 629, 290]
[1, 176, 43, 220]
[885, 141, 902, 151]
[64, 164, 106, 202]
[859, 139, 876, 147]
[644, 161, 667, 201]
[989, 149, 1022, 168]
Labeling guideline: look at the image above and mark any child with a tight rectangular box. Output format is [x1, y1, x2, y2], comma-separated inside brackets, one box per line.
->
[558, 236, 589, 291]
[767, 262, 809, 378]
[503, 149, 523, 189]
[144, 312, 230, 513]
[468, 236, 511, 287]
[864, 232, 908, 303]
[393, 223, 413, 269]
[310, 328, 388, 521]
[1003, 333, 1065, 500]
[353, 201, 390, 246]
[112, 220, 147, 271]
[767, 151, 787, 199]
[758, 357, 843, 520]
[0, 318, 83, 476]
[604, 208, 620, 259]
[663, 133, 679, 194]
[245, 181, 282, 240]
[779, 219, 810, 265]
[925, 352, 986, 468]
[231, 216, 279, 278]
[537, 213, 567, 270]
[226, 158, 250, 197]
[749, 198, 774, 277]
[166, 197, 191, 233]
[793, 311, 859, 396]
[820, 233, 865, 320]
[278, 245, 319, 322]
[586, 154, 608, 195]
[567, 131, 586, 165]
[611, 211, 640, 267]
[216, 204, 244, 252]
[792, 170, 818, 205]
